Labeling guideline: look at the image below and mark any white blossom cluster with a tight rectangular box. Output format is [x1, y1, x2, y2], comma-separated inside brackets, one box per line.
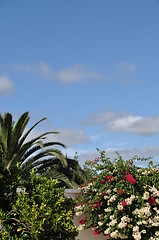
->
[74, 204, 84, 216]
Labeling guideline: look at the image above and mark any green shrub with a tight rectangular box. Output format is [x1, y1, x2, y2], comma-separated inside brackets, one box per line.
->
[1, 170, 78, 240]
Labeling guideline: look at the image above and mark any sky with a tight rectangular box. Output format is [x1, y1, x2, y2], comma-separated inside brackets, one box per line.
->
[0, 0, 159, 167]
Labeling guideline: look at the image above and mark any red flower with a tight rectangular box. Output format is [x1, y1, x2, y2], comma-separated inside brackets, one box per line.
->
[117, 189, 125, 195]
[92, 201, 100, 209]
[120, 209, 125, 213]
[105, 175, 115, 182]
[93, 229, 100, 235]
[121, 200, 127, 206]
[125, 173, 136, 184]
[106, 234, 110, 239]
[101, 179, 105, 183]
[101, 200, 104, 205]
[148, 196, 155, 205]
[79, 217, 86, 225]
[100, 192, 106, 198]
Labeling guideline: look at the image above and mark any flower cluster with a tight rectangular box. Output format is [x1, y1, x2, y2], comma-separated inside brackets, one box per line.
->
[76, 150, 159, 240]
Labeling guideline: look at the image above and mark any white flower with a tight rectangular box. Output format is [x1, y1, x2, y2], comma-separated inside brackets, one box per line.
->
[130, 194, 135, 201]
[133, 226, 139, 232]
[142, 191, 149, 200]
[104, 195, 109, 200]
[98, 214, 103, 219]
[109, 214, 114, 220]
[107, 189, 111, 194]
[109, 195, 116, 202]
[104, 228, 110, 235]
[132, 232, 141, 240]
[104, 207, 111, 213]
[117, 204, 123, 211]
[137, 221, 142, 225]
[118, 222, 127, 229]
[75, 211, 83, 216]
[77, 224, 85, 231]
[155, 231, 159, 236]
[109, 219, 117, 226]
[98, 221, 103, 226]
[110, 230, 118, 239]
[121, 215, 131, 223]
[155, 198, 159, 205]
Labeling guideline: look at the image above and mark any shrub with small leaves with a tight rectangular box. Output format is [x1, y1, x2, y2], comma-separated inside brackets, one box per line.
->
[1, 170, 78, 240]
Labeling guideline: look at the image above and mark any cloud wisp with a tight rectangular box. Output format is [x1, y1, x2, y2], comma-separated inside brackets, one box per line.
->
[12, 63, 103, 84]
[56, 64, 103, 83]
[84, 110, 159, 136]
[24, 127, 89, 147]
[0, 75, 15, 94]
[10, 61, 137, 85]
[115, 62, 137, 84]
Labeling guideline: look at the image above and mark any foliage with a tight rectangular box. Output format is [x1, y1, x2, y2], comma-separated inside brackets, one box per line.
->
[0, 111, 86, 212]
[0, 111, 67, 177]
[76, 149, 159, 240]
[0, 170, 78, 240]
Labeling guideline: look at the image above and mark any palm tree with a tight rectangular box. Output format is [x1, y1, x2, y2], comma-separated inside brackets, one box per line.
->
[0, 111, 67, 171]
[0, 111, 87, 210]
[39, 157, 87, 188]
[0, 112, 70, 208]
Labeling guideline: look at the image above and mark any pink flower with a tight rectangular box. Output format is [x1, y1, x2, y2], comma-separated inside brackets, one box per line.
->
[93, 229, 100, 235]
[125, 173, 136, 184]
[94, 157, 100, 162]
[101, 200, 104, 205]
[106, 234, 110, 239]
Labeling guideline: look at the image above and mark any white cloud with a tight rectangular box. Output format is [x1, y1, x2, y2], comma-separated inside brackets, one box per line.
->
[56, 64, 103, 83]
[11, 61, 137, 84]
[0, 75, 15, 94]
[24, 127, 89, 147]
[76, 146, 159, 167]
[115, 62, 137, 84]
[36, 62, 54, 79]
[84, 111, 159, 136]
[117, 62, 137, 74]
[11, 64, 32, 73]
[11, 63, 103, 83]
[46, 128, 89, 146]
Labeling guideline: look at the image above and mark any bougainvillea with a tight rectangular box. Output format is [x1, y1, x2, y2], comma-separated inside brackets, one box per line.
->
[75, 149, 159, 240]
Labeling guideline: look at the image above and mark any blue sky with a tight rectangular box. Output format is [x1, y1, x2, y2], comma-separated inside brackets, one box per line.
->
[0, 0, 159, 166]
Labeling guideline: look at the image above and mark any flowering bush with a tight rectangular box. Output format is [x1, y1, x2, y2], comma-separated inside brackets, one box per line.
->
[76, 149, 159, 240]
